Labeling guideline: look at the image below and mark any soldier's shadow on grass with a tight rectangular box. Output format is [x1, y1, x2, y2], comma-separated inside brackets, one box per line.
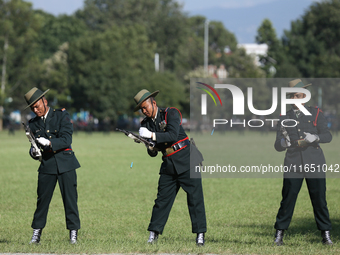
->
[0, 239, 9, 243]
[210, 218, 340, 245]
[286, 217, 340, 244]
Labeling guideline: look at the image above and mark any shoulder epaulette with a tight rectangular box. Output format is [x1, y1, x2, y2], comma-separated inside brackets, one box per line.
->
[165, 107, 182, 125]
[54, 108, 66, 112]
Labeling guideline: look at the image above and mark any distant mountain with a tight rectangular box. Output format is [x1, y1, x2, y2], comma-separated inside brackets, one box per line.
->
[186, 0, 317, 43]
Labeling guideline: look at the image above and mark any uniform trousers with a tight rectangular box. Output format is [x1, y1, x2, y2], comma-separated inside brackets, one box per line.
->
[274, 177, 331, 231]
[148, 169, 206, 234]
[31, 170, 80, 230]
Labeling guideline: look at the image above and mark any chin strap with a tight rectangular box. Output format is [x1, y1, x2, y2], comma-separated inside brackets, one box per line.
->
[41, 98, 48, 122]
[150, 98, 155, 118]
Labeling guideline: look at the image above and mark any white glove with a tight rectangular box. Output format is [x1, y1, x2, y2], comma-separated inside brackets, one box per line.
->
[304, 132, 319, 143]
[280, 138, 291, 148]
[36, 137, 51, 147]
[139, 127, 153, 138]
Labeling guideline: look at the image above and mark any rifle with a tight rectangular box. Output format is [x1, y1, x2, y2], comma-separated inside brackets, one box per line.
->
[116, 128, 155, 148]
[280, 126, 289, 142]
[22, 122, 42, 161]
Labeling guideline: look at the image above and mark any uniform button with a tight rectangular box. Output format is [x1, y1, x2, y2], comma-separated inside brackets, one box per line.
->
[47, 130, 49, 132]
[54, 151, 56, 153]
[297, 121, 300, 124]
[300, 136, 303, 139]
[55, 130, 57, 132]
[38, 135, 40, 137]
[308, 120, 311, 122]
[49, 136, 52, 138]
[165, 143, 167, 145]
[298, 129, 301, 132]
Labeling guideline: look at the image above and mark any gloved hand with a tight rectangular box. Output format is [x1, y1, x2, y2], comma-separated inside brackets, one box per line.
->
[36, 137, 51, 147]
[304, 132, 319, 143]
[147, 145, 158, 157]
[280, 137, 291, 148]
[139, 127, 153, 138]
[30, 146, 39, 157]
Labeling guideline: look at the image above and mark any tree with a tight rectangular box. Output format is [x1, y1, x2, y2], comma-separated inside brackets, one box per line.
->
[77, 0, 189, 72]
[0, 0, 41, 130]
[255, 19, 284, 77]
[34, 11, 87, 60]
[68, 25, 155, 120]
[283, 0, 340, 77]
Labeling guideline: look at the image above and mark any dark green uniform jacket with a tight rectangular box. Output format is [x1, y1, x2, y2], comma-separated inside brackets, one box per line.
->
[29, 108, 80, 174]
[274, 106, 331, 176]
[141, 107, 190, 175]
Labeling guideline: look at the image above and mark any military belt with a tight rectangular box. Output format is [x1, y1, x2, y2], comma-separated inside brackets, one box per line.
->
[44, 148, 72, 154]
[162, 137, 190, 157]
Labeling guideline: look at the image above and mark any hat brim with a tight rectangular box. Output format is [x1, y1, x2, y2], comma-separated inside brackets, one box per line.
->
[24, 89, 50, 109]
[302, 83, 312, 88]
[134, 91, 159, 112]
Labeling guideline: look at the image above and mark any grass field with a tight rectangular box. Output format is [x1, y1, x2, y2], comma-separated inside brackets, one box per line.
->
[1, 130, 340, 254]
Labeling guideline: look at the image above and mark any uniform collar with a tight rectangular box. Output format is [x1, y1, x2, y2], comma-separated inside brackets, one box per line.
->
[41, 107, 50, 122]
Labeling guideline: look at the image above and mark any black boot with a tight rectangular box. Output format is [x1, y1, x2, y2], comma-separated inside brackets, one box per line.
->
[273, 229, 284, 246]
[147, 231, 159, 244]
[70, 230, 78, 244]
[196, 233, 205, 246]
[29, 229, 42, 244]
[321, 230, 333, 245]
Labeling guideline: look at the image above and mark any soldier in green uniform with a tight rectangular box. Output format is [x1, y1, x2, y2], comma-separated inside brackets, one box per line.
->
[24, 87, 81, 244]
[133, 89, 207, 246]
[273, 79, 332, 245]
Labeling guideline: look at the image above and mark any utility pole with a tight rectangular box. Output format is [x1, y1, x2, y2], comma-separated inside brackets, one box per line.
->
[154, 53, 159, 72]
[0, 35, 9, 131]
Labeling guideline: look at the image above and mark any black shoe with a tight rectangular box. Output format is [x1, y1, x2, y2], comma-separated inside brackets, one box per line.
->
[70, 230, 78, 244]
[196, 232, 205, 246]
[273, 229, 284, 246]
[321, 230, 333, 245]
[29, 229, 42, 244]
[147, 231, 159, 244]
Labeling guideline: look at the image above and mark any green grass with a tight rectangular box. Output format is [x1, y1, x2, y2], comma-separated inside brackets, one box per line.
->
[1, 130, 340, 254]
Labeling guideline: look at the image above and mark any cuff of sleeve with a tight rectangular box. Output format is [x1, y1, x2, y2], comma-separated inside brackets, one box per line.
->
[315, 135, 320, 142]
[152, 132, 156, 141]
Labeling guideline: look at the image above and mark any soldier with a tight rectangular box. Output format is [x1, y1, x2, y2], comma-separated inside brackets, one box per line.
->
[273, 79, 333, 245]
[24, 87, 81, 244]
[133, 89, 207, 246]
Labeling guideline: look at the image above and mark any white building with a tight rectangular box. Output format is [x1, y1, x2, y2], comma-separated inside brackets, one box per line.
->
[237, 43, 268, 66]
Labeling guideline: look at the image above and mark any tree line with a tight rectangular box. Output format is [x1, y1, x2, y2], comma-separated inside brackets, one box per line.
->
[1, 0, 340, 130]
